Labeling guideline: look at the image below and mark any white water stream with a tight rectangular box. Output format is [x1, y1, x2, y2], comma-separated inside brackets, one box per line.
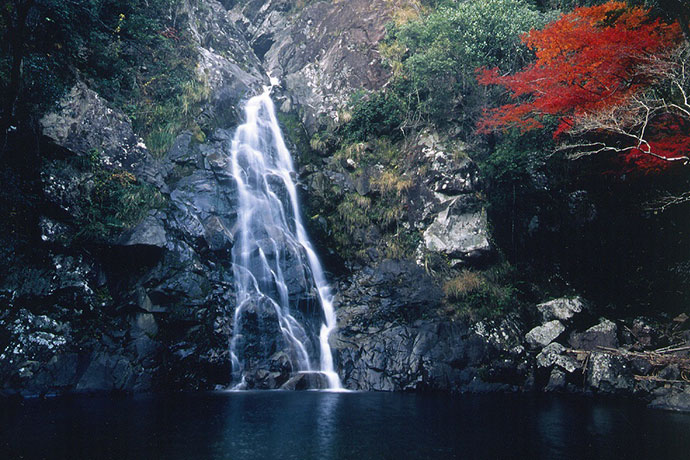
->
[228, 88, 342, 390]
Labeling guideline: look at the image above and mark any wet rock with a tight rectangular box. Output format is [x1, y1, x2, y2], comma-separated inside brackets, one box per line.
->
[335, 321, 473, 392]
[525, 320, 565, 348]
[546, 368, 568, 391]
[537, 297, 585, 323]
[336, 259, 442, 327]
[169, 166, 238, 242]
[280, 372, 329, 390]
[334, 306, 529, 392]
[75, 352, 136, 392]
[569, 319, 618, 351]
[196, 47, 266, 127]
[202, 216, 235, 251]
[241, 0, 393, 132]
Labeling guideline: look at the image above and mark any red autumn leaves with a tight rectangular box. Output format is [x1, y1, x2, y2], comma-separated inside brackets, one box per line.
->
[477, 1, 688, 172]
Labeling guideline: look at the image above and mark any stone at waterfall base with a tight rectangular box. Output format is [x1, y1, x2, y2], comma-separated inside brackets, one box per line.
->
[280, 372, 332, 390]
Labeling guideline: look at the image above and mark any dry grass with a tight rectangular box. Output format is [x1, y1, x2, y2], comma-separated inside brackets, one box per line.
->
[443, 270, 484, 301]
[337, 194, 371, 229]
[385, 0, 424, 25]
[372, 170, 413, 197]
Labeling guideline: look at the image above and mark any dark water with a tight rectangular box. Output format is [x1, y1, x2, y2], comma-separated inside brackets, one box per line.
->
[1, 392, 689, 460]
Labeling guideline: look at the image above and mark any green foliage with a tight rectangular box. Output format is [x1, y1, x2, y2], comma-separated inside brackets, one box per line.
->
[1, 0, 205, 156]
[342, 89, 407, 142]
[84, 0, 206, 156]
[482, 129, 554, 189]
[320, 138, 421, 262]
[381, 0, 552, 129]
[76, 152, 166, 241]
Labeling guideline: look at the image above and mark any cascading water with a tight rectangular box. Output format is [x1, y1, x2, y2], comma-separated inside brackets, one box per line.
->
[228, 87, 342, 391]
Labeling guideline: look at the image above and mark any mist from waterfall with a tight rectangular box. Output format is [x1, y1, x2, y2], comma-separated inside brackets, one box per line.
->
[228, 88, 342, 390]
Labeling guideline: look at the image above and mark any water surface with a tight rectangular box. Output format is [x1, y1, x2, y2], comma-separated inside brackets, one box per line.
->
[1, 391, 689, 459]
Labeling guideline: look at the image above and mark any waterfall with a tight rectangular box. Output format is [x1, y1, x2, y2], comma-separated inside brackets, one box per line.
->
[228, 88, 342, 390]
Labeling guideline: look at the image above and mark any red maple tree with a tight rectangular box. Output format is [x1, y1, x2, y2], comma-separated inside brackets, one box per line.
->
[477, 1, 688, 171]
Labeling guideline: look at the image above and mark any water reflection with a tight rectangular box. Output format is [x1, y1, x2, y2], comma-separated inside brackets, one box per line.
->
[315, 393, 341, 460]
[536, 397, 571, 458]
[2, 392, 690, 460]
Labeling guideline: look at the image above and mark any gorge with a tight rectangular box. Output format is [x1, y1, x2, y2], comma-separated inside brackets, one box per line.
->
[1, 1, 690, 454]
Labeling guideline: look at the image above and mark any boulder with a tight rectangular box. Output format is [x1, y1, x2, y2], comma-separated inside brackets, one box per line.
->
[536, 342, 580, 373]
[525, 320, 565, 348]
[418, 131, 480, 197]
[569, 319, 618, 351]
[39, 82, 148, 174]
[471, 314, 526, 357]
[423, 196, 491, 263]
[118, 215, 168, 248]
[649, 390, 690, 412]
[545, 368, 568, 392]
[536, 297, 585, 323]
[586, 351, 634, 394]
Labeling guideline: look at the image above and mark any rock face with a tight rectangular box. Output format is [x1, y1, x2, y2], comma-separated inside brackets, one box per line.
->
[335, 309, 528, 392]
[414, 131, 493, 266]
[232, 0, 393, 132]
[39, 82, 148, 173]
[2, 82, 247, 395]
[182, 0, 266, 127]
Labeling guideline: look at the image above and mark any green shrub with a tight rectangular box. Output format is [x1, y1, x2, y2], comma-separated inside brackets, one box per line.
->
[76, 153, 166, 241]
[343, 90, 408, 142]
[343, 0, 552, 135]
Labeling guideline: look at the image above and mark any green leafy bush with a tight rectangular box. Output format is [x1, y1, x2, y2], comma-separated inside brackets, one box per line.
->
[76, 152, 166, 241]
[342, 90, 408, 142]
[338, 0, 550, 139]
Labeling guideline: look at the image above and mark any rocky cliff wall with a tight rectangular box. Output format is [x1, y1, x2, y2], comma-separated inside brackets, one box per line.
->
[1, 0, 689, 412]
